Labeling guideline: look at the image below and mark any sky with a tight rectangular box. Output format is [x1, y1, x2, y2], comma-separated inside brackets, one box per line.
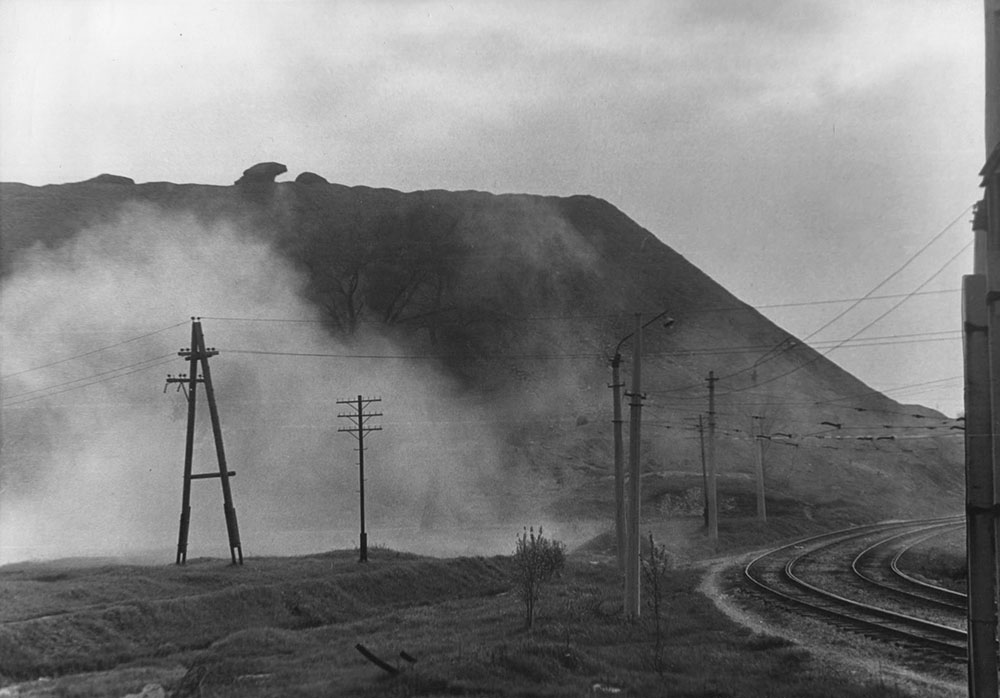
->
[0, 0, 987, 416]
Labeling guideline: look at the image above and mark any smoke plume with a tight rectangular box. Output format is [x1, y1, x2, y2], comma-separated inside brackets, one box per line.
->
[0, 202, 518, 564]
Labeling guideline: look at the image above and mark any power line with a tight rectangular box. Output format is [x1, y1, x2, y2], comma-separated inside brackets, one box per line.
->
[652, 372, 961, 403]
[193, 289, 961, 326]
[222, 348, 600, 361]
[646, 329, 961, 360]
[2, 355, 178, 406]
[711, 238, 972, 398]
[2, 353, 177, 402]
[0, 328, 963, 410]
[815, 375, 963, 406]
[798, 207, 972, 344]
[739, 288, 959, 312]
[662, 205, 972, 395]
[0, 321, 187, 381]
[199, 315, 327, 324]
[648, 375, 963, 419]
[222, 325, 963, 364]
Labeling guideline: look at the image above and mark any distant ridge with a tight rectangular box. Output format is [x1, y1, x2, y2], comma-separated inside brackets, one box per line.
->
[0, 175, 963, 525]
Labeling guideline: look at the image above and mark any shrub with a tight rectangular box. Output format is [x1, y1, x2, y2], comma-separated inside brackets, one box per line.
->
[642, 532, 671, 674]
[512, 527, 566, 629]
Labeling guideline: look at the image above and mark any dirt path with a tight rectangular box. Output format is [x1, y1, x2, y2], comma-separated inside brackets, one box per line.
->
[696, 555, 965, 698]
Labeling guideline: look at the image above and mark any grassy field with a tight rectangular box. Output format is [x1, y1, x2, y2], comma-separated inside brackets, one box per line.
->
[0, 531, 956, 698]
[891, 526, 967, 594]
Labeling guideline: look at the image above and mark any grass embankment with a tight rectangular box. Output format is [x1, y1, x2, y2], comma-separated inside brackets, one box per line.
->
[892, 526, 967, 593]
[0, 546, 932, 697]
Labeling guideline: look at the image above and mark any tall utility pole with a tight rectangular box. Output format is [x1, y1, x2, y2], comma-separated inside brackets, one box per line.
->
[337, 395, 382, 563]
[985, 158, 1000, 698]
[609, 353, 626, 572]
[698, 414, 708, 527]
[706, 371, 719, 545]
[987, 0, 1000, 153]
[610, 311, 674, 592]
[624, 313, 643, 618]
[964, 272, 999, 698]
[752, 415, 767, 523]
[166, 318, 243, 566]
[962, 8, 1000, 694]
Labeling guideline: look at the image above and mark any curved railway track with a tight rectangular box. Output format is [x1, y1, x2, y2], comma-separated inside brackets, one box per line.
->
[852, 525, 966, 610]
[744, 517, 967, 664]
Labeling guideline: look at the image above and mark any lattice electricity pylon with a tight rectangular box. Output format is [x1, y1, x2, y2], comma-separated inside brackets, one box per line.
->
[165, 317, 243, 565]
[337, 395, 382, 562]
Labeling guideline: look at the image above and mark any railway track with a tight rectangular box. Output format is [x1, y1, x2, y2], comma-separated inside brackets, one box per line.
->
[852, 525, 966, 610]
[744, 517, 967, 664]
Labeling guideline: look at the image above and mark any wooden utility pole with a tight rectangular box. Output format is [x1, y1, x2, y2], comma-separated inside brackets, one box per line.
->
[166, 318, 242, 566]
[610, 353, 626, 572]
[706, 371, 719, 545]
[337, 395, 382, 562]
[625, 314, 643, 618]
[752, 415, 767, 523]
[698, 414, 708, 527]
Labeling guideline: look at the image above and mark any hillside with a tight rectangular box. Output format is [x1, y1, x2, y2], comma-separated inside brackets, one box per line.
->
[0, 171, 963, 562]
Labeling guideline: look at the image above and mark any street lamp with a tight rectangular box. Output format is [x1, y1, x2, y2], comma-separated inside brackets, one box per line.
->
[609, 310, 674, 618]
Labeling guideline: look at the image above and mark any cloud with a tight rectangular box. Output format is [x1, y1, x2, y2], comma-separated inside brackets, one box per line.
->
[0, 0, 983, 415]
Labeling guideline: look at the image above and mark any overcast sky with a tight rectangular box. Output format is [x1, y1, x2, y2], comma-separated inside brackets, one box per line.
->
[0, 0, 986, 415]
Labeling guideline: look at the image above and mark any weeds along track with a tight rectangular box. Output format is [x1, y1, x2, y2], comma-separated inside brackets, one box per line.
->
[744, 517, 966, 664]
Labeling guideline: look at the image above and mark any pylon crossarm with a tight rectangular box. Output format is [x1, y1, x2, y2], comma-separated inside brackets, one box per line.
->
[189, 471, 236, 480]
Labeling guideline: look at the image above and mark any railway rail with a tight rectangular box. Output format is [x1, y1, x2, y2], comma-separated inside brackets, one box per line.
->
[744, 517, 967, 664]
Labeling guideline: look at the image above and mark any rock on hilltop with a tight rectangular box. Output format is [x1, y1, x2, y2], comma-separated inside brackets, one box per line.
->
[234, 161, 287, 185]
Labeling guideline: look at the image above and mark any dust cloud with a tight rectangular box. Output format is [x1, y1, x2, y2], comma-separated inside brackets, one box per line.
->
[0, 202, 521, 565]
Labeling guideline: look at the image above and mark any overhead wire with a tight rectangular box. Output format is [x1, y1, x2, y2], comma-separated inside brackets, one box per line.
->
[658, 204, 973, 396]
[710, 238, 972, 398]
[0, 318, 965, 410]
[646, 373, 964, 424]
[0, 321, 188, 381]
[195, 288, 960, 326]
[796, 207, 972, 342]
[0, 224, 970, 413]
[645, 329, 961, 360]
[2, 355, 178, 407]
[221, 348, 601, 361]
